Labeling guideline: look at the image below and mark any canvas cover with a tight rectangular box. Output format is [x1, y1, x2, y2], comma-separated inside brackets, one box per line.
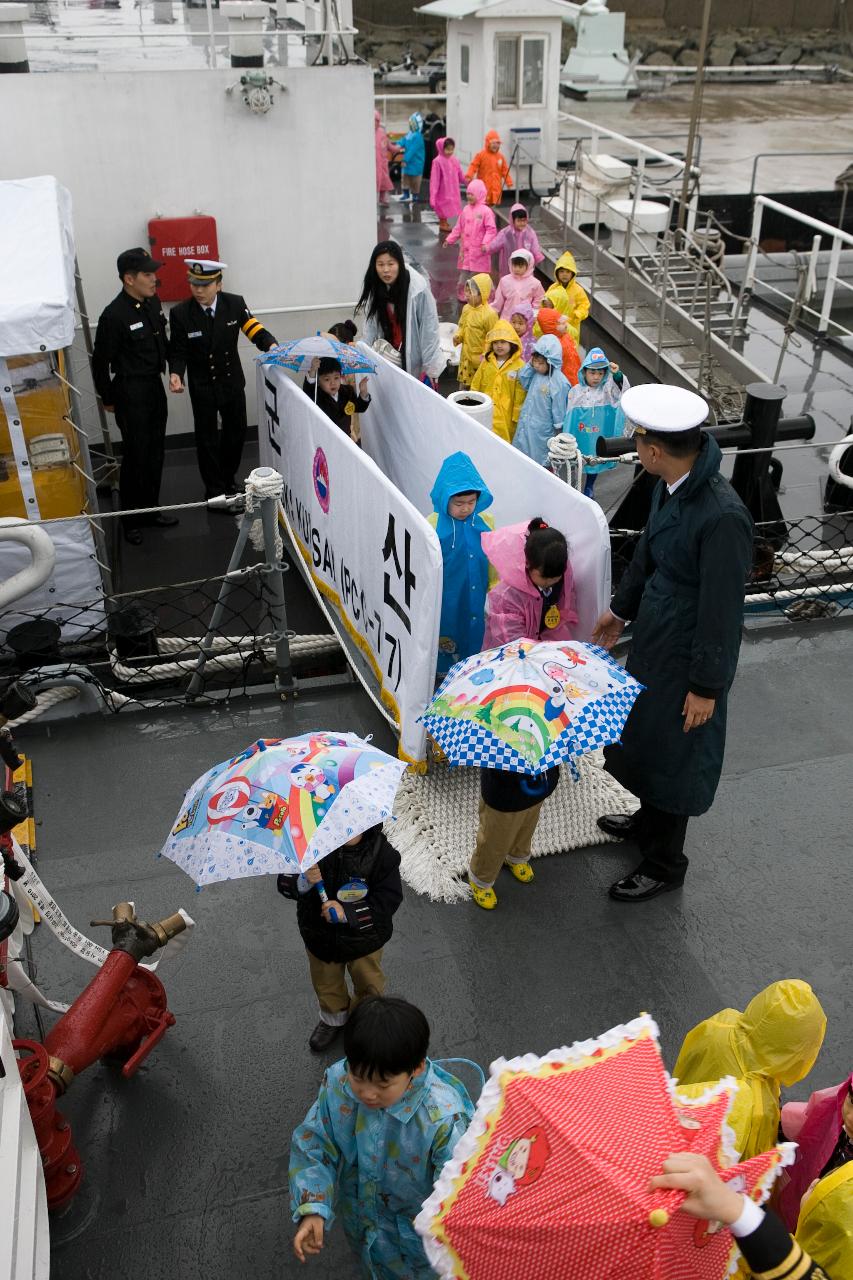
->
[0, 176, 76, 357]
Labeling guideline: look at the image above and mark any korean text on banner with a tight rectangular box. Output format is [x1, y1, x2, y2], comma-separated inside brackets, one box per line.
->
[259, 366, 442, 765]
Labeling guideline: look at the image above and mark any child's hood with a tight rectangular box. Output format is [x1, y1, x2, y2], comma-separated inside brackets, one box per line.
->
[485, 318, 521, 359]
[510, 202, 528, 219]
[430, 451, 493, 534]
[508, 248, 535, 278]
[535, 308, 563, 338]
[374, 109, 382, 126]
[466, 178, 487, 205]
[579, 346, 610, 385]
[510, 300, 535, 331]
[482, 521, 542, 598]
[435, 136, 448, 156]
[468, 272, 493, 304]
[555, 250, 578, 280]
[531, 333, 564, 373]
[485, 129, 502, 148]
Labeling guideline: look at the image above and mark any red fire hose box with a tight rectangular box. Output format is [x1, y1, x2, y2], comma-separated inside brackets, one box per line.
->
[148, 215, 219, 302]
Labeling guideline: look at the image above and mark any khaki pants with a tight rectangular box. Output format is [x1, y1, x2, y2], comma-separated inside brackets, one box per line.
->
[306, 948, 385, 1026]
[468, 797, 543, 889]
[402, 173, 423, 196]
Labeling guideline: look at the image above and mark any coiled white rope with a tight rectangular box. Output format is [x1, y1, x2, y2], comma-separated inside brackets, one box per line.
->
[244, 466, 284, 559]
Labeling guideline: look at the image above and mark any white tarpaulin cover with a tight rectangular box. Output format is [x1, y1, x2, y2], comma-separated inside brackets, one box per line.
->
[0, 175, 76, 357]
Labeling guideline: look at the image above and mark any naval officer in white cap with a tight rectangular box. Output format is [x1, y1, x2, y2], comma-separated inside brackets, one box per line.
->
[168, 260, 278, 499]
[592, 384, 753, 902]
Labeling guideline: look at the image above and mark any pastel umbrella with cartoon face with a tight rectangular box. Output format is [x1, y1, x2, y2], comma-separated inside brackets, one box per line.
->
[159, 731, 407, 886]
[421, 640, 644, 775]
[415, 1014, 794, 1280]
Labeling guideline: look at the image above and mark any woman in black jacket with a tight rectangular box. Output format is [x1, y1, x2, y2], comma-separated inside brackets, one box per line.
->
[277, 825, 403, 1052]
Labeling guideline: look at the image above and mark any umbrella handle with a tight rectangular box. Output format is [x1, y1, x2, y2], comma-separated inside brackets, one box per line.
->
[315, 878, 341, 924]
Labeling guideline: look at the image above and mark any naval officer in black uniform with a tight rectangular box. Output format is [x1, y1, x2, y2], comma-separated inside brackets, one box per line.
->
[92, 246, 176, 546]
[168, 259, 278, 499]
[592, 384, 754, 903]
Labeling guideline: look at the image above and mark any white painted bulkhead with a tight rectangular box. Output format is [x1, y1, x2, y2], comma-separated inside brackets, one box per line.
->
[0, 65, 376, 435]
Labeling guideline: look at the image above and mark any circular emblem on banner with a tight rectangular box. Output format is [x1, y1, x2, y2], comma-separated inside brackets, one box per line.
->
[313, 447, 330, 513]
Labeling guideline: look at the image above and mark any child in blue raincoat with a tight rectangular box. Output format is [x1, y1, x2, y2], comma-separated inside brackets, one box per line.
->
[428, 452, 494, 674]
[398, 113, 426, 202]
[290, 996, 474, 1279]
[562, 346, 630, 498]
[512, 334, 570, 468]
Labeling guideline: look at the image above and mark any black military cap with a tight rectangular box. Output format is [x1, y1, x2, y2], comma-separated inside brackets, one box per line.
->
[117, 246, 163, 277]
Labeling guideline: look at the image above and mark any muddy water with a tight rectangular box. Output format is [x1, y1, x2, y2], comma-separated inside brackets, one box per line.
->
[562, 84, 853, 194]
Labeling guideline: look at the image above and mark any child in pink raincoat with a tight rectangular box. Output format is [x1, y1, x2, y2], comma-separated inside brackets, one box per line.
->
[510, 300, 535, 361]
[482, 518, 578, 647]
[778, 1072, 853, 1230]
[374, 110, 394, 203]
[444, 179, 496, 302]
[492, 249, 545, 322]
[429, 136, 466, 233]
[486, 203, 545, 279]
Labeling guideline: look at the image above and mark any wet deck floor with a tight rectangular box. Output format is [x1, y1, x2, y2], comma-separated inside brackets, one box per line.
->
[10, 198, 853, 1280]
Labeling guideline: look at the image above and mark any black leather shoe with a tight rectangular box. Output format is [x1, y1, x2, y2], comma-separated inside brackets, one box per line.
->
[609, 872, 683, 903]
[308, 1021, 344, 1053]
[597, 812, 641, 839]
[151, 512, 179, 527]
[123, 527, 143, 546]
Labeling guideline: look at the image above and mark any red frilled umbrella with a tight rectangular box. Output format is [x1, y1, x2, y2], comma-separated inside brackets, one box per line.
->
[415, 1014, 793, 1280]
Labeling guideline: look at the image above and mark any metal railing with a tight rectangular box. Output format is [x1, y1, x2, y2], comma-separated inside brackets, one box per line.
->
[741, 196, 853, 339]
[749, 150, 853, 198]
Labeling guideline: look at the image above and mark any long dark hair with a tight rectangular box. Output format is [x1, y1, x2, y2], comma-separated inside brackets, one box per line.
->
[525, 518, 568, 578]
[356, 241, 411, 348]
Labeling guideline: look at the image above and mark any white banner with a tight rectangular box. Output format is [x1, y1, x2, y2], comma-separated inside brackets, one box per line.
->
[258, 367, 443, 764]
[357, 345, 611, 639]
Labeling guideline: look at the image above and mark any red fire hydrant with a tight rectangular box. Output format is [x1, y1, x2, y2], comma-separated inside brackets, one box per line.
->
[14, 901, 187, 1209]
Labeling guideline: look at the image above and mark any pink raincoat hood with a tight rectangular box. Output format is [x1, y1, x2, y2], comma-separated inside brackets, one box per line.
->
[374, 110, 382, 126]
[509, 247, 535, 278]
[467, 178, 487, 205]
[778, 1072, 853, 1228]
[435, 137, 448, 156]
[482, 522, 545, 599]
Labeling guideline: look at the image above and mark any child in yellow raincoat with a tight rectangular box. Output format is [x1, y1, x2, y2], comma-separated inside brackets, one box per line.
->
[673, 979, 827, 1161]
[454, 274, 498, 388]
[470, 319, 526, 442]
[537, 250, 590, 344]
[796, 1160, 853, 1277]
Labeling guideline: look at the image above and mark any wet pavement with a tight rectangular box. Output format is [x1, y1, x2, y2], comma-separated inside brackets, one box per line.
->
[8, 194, 853, 1280]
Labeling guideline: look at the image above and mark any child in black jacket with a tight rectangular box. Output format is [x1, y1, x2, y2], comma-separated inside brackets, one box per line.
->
[303, 356, 371, 441]
[277, 825, 403, 1053]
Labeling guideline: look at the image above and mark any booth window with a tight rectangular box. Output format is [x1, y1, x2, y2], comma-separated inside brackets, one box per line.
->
[494, 35, 546, 107]
[460, 43, 470, 84]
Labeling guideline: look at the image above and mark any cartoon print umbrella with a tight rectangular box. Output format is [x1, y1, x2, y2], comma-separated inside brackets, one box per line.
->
[159, 731, 407, 887]
[260, 334, 378, 377]
[416, 1014, 794, 1280]
[421, 639, 643, 775]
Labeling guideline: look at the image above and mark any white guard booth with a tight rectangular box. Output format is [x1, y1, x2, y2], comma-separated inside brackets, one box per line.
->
[258, 350, 610, 765]
[417, 0, 567, 186]
[0, 175, 104, 643]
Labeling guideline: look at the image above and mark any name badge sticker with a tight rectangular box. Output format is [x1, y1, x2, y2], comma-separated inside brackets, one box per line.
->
[188, 331, 203, 338]
[337, 878, 369, 903]
[129, 322, 144, 331]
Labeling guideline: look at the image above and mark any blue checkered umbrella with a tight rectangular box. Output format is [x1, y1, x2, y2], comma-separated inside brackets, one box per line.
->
[260, 334, 378, 376]
[421, 640, 643, 775]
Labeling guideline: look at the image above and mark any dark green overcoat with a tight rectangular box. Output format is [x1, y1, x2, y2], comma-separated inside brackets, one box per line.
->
[604, 433, 753, 815]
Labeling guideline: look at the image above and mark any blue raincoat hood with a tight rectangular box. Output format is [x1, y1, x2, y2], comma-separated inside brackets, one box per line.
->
[430, 452, 493, 539]
[532, 333, 563, 373]
[579, 346, 610, 385]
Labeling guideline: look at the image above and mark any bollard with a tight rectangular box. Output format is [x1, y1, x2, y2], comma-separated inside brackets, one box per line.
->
[0, 3, 29, 72]
[221, 0, 267, 68]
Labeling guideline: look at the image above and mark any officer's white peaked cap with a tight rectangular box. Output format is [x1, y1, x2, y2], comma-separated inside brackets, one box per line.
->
[186, 259, 228, 281]
[621, 384, 709, 434]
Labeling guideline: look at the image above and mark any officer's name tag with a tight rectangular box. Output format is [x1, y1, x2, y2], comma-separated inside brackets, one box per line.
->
[227, 320, 238, 326]
[337, 878, 369, 903]
[188, 331, 203, 339]
[129, 322, 144, 331]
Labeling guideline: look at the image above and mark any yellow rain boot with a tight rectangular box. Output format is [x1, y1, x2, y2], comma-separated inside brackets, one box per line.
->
[505, 861, 535, 884]
[469, 878, 497, 910]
